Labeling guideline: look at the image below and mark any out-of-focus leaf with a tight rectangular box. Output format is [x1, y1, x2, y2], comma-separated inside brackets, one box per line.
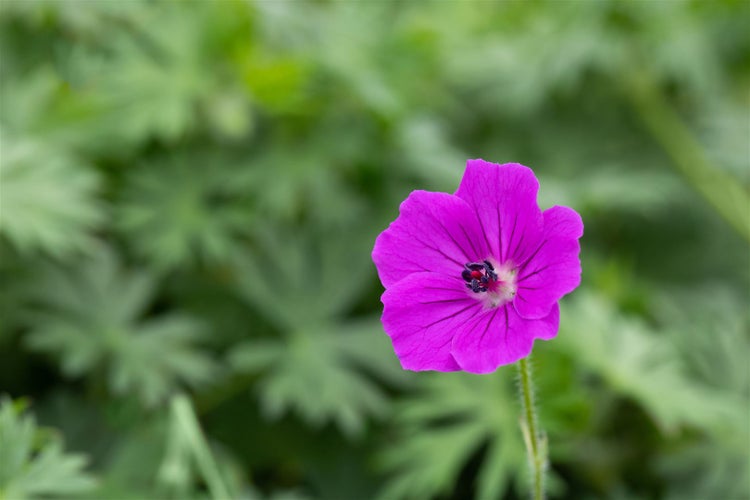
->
[0, 397, 96, 499]
[231, 231, 397, 433]
[624, 67, 750, 242]
[254, 1, 401, 117]
[236, 120, 373, 226]
[654, 288, 750, 500]
[539, 168, 683, 216]
[624, 1, 725, 99]
[233, 225, 374, 328]
[240, 50, 312, 114]
[85, 412, 170, 499]
[246, 488, 313, 500]
[661, 439, 749, 500]
[71, 2, 253, 144]
[0, 0, 144, 41]
[0, 69, 62, 135]
[441, 2, 615, 115]
[24, 246, 219, 406]
[393, 115, 467, 190]
[376, 372, 526, 500]
[230, 319, 408, 437]
[117, 152, 251, 271]
[0, 132, 102, 256]
[698, 100, 750, 183]
[558, 292, 743, 436]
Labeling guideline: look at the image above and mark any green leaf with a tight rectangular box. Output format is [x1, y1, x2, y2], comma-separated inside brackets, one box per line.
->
[74, 2, 253, 144]
[624, 66, 750, 242]
[377, 372, 525, 500]
[235, 127, 371, 226]
[438, 2, 615, 116]
[660, 438, 750, 500]
[228, 223, 404, 437]
[654, 288, 750, 500]
[24, 246, 219, 406]
[233, 225, 374, 329]
[558, 292, 742, 435]
[0, 397, 96, 499]
[117, 152, 251, 271]
[0, 131, 102, 257]
[539, 168, 683, 216]
[230, 319, 408, 437]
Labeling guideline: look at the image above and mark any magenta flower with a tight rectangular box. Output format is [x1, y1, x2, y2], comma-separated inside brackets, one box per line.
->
[372, 160, 583, 374]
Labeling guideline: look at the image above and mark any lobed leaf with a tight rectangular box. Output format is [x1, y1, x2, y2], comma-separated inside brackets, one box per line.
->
[23, 246, 219, 407]
[0, 132, 102, 257]
[0, 397, 96, 499]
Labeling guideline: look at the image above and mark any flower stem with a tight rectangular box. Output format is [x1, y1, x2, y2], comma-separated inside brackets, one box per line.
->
[518, 355, 547, 500]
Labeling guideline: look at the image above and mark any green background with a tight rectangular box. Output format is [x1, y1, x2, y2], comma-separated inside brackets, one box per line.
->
[1, 1, 748, 499]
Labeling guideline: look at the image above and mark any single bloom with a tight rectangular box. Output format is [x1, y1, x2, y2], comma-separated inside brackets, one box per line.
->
[372, 159, 583, 374]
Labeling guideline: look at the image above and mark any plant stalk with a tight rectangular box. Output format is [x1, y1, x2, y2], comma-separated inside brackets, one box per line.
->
[172, 394, 232, 500]
[518, 355, 547, 500]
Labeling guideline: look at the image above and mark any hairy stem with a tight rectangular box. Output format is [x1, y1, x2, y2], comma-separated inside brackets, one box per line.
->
[518, 355, 547, 500]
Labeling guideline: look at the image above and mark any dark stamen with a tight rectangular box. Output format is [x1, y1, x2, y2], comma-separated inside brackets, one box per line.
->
[462, 261, 496, 293]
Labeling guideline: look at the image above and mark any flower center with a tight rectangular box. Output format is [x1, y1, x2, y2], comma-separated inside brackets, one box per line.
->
[461, 259, 518, 308]
[462, 260, 498, 293]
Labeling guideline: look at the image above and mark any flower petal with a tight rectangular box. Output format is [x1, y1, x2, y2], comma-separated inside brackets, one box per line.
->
[372, 190, 490, 288]
[381, 272, 482, 371]
[513, 206, 583, 319]
[450, 303, 559, 374]
[454, 160, 544, 265]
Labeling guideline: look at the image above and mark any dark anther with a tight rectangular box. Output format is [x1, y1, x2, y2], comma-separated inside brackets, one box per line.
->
[462, 261, 496, 293]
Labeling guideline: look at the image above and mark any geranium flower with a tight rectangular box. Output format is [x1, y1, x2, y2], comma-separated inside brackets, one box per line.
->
[372, 160, 583, 374]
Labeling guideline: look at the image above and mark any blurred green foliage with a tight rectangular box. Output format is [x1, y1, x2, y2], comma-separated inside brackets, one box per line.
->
[0, 1, 748, 499]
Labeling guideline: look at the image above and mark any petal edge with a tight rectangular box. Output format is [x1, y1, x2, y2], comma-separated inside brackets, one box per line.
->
[451, 303, 559, 373]
[454, 160, 544, 265]
[373, 190, 489, 288]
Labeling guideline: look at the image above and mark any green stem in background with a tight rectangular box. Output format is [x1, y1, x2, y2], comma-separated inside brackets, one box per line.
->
[624, 68, 750, 242]
[172, 394, 232, 500]
[518, 355, 547, 500]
